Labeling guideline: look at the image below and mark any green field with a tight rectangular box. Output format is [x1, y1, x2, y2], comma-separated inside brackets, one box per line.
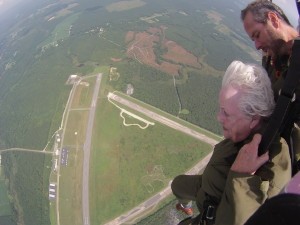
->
[89, 87, 214, 224]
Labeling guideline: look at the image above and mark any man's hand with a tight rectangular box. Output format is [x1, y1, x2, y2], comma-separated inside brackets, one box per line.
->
[231, 134, 269, 175]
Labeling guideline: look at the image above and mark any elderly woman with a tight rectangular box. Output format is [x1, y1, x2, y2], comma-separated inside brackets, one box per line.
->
[172, 61, 291, 225]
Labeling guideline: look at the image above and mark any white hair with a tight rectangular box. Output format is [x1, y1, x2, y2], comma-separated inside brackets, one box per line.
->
[222, 61, 275, 118]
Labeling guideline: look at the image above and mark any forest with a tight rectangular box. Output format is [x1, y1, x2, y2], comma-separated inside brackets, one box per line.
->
[1, 152, 51, 225]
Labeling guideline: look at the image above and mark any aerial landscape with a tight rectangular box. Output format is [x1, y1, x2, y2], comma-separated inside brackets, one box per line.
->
[0, 0, 297, 225]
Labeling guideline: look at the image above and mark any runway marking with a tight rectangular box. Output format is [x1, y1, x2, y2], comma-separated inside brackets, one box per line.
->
[107, 93, 155, 129]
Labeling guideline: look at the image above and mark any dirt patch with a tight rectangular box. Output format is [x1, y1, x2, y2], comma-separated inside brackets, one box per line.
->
[126, 27, 202, 76]
[127, 31, 159, 65]
[163, 40, 201, 69]
[147, 27, 161, 34]
[206, 10, 223, 24]
[110, 57, 122, 62]
[125, 31, 135, 44]
[106, 0, 146, 12]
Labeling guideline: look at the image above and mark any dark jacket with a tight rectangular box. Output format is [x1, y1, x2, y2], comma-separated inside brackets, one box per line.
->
[197, 134, 291, 225]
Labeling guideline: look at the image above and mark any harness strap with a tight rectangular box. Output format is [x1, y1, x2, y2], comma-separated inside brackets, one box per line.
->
[258, 38, 300, 162]
[296, 0, 300, 16]
[199, 193, 218, 225]
[297, 0, 300, 33]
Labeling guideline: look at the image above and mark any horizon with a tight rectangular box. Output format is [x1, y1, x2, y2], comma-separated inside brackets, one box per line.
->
[0, 0, 298, 24]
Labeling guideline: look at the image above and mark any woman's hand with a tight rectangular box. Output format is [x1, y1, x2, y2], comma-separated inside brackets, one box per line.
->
[231, 134, 269, 175]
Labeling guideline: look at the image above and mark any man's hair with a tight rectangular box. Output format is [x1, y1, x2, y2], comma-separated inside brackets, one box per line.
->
[241, 0, 291, 26]
[222, 61, 275, 118]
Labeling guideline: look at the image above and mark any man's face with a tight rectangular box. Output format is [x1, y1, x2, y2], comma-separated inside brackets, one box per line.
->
[243, 12, 283, 59]
[217, 86, 254, 143]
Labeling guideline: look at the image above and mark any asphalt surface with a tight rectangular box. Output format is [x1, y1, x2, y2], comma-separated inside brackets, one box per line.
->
[82, 73, 102, 225]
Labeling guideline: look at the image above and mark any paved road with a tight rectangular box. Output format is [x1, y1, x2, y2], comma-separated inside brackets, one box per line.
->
[105, 92, 219, 225]
[82, 73, 102, 225]
[0, 148, 53, 154]
[56, 78, 80, 225]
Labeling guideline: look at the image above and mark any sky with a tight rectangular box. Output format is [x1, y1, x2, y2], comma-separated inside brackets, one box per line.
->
[273, 0, 299, 27]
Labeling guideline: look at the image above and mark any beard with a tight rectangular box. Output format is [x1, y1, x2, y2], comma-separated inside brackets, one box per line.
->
[265, 27, 287, 60]
[270, 39, 287, 59]
[266, 32, 290, 71]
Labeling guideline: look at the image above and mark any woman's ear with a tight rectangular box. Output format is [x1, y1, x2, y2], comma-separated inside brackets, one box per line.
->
[250, 116, 260, 129]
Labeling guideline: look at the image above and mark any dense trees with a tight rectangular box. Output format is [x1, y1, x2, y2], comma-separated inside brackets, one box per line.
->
[2, 152, 51, 225]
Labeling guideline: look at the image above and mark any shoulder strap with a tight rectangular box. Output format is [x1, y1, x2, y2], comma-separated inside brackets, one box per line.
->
[258, 38, 300, 156]
[297, 1, 300, 32]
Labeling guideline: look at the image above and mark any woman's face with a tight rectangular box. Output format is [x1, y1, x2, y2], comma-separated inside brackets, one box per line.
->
[217, 85, 258, 143]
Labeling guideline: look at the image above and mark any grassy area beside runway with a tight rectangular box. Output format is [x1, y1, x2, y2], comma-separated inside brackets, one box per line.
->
[57, 75, 97, 225]
[112, 91, 222, 141]
[89, 91, 214, 224]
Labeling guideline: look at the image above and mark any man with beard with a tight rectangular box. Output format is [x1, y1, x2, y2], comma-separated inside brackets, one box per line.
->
[241, 0, 300, 171]
[241, 0, 299, 99]
[238, 1, 300, 224]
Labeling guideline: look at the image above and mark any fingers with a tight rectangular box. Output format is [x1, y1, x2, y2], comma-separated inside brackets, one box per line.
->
[249, 134, 269, 170]
[256, 151, 269, 168]
[250, 134, 262, 148]
[231, 133, 268, 174]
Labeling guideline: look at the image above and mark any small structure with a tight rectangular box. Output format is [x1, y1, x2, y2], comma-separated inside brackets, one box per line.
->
[49, 183, 56, 200]
[53, 159, 58, 171]
[61, 148, 69, 167]
[126, 84, 134, 95]
[56, 133, 61, 143]
[66, 74, 80, 85]
[80, 81, 90, 87]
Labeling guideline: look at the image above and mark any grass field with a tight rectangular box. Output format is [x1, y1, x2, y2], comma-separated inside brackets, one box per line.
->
[89, 89, 214, 224]
[58, 76, 98, 225]
[106, 0, 146, 12]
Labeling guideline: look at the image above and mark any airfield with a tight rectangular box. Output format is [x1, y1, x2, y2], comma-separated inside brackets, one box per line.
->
[47, 72, 221, 225]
